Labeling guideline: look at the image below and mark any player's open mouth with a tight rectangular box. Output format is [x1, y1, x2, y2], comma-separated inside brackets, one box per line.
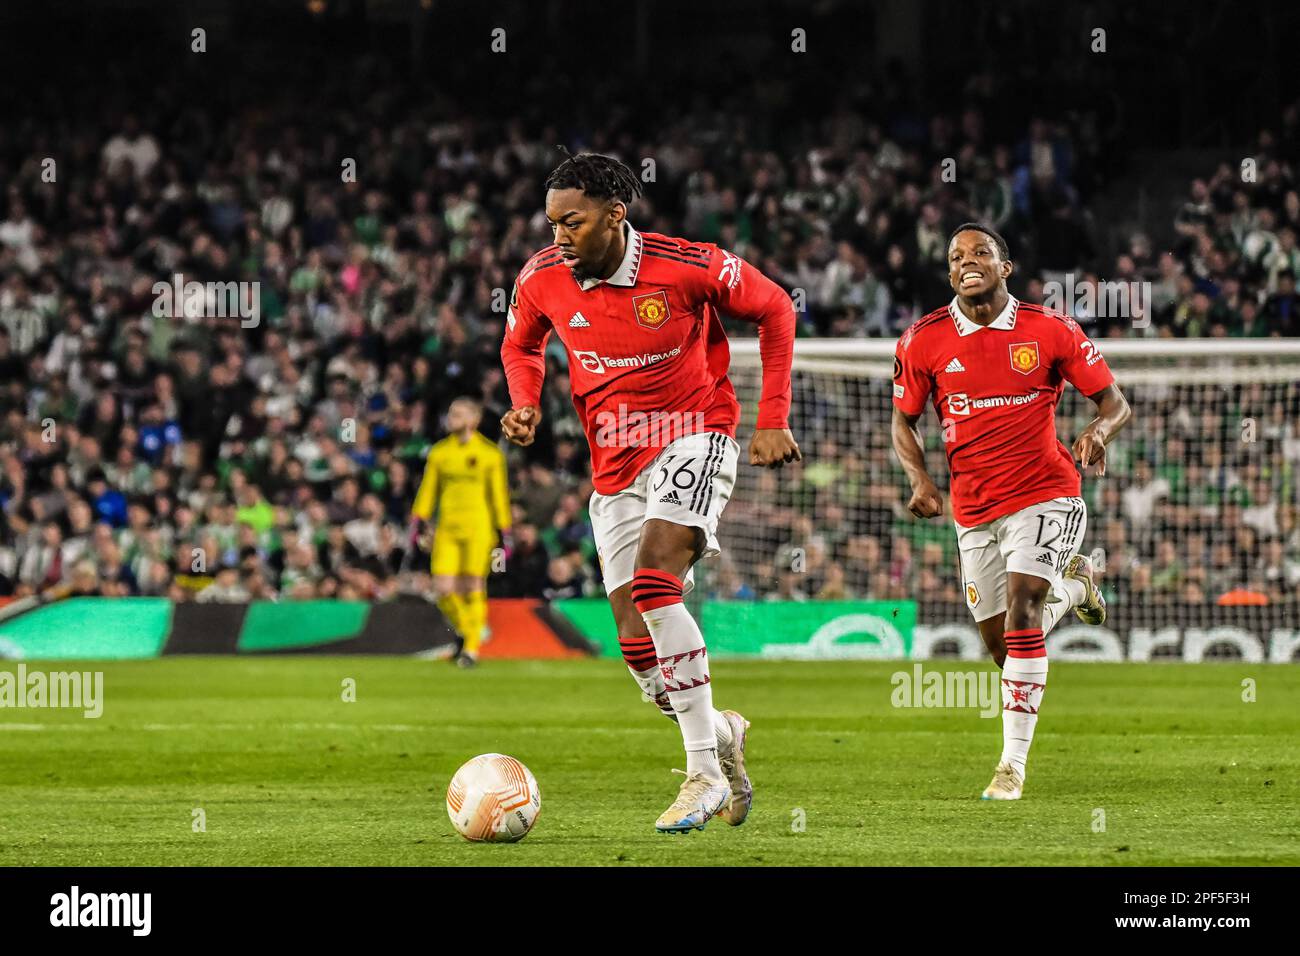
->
[560, 252, 580, 268]
[960, 271, 984, 288]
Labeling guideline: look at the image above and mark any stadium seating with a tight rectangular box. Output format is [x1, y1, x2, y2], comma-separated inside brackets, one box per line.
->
[1, 73, 1298, 638]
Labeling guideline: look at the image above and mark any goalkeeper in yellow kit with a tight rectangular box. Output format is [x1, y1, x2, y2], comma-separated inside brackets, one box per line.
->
[410, 397, 513, 668]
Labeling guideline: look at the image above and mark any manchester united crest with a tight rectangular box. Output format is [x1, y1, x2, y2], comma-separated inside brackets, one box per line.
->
[632, 290, 671, 329]
[966, 582, 980, 608]
[1008, 341, 1040, 375]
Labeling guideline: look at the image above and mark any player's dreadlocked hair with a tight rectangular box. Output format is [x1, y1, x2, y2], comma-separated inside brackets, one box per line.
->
[544, 147, 643, 207]
[949, 222, 1011, 261]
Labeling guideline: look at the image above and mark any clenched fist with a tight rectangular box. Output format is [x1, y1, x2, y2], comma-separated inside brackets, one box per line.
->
[750, 428, 802, 468]
[500, 405, 542, 446]
[908, 479, 944, 518]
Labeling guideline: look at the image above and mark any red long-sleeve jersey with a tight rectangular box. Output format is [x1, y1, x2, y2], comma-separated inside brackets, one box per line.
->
[501, 224, 795, 494]
[893, 296, 1115, 526]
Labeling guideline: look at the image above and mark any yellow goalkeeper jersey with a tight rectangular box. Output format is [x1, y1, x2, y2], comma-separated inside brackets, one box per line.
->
[411, 431, 511, 533]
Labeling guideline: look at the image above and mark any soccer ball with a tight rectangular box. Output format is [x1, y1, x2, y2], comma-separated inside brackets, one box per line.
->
[445, 753, 542, 843]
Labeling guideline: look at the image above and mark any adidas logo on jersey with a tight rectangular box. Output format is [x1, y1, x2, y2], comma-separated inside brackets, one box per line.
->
[945, 357, 966, 373]
[569, 312, 590, 328]
[1035, 552, 1055, 566]
[659, 490, 682, 505]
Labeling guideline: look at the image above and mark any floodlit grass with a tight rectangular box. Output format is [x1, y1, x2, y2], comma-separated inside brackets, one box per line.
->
[0, 658, 1296, 866]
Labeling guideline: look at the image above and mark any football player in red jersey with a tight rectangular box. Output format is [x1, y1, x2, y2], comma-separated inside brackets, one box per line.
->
[500, 152, 800, 832]
[892, 223, 1131, 800]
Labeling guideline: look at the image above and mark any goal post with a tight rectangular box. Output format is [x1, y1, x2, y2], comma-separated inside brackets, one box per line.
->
[713, 336, 1300, 662]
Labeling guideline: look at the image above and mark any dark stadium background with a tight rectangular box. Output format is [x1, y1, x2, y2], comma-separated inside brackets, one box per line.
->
[0, 0, 1297, 651]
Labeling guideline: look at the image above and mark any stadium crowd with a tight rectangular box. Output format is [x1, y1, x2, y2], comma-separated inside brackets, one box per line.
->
[1, 73, 1298, 622]
[715, 376, 1300, 616]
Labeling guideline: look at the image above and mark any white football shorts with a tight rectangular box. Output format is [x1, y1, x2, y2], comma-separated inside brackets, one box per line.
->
[589, 430, 739, 595]
[954, 495, 1088, 623]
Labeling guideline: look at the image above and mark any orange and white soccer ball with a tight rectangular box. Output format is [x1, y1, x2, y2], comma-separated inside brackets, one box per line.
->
[446, 753, 542, 843]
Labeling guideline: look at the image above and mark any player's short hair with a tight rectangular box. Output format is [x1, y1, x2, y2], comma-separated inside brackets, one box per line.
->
[544, 148, 644, 207]
[948, 222, 1011, 261]
[449, 396, 482, 414]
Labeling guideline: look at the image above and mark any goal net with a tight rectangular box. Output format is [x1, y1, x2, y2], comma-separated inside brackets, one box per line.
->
[715, 336, 1300, 662]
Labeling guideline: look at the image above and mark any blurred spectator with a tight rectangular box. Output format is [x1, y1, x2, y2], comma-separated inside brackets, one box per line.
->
[0, 61, 1294, 628]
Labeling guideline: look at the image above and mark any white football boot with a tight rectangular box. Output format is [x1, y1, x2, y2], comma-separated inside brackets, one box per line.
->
[655, 770, 730, 834]
[715, 710, 752, 826]
[981, 761, 1024, 801]
[1064, 554, 1106, 625]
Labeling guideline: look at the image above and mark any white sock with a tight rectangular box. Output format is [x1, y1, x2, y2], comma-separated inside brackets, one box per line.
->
[1000, 656, 1048, 779]
[626, 663, 679, 721]
[686, 747, 721, 778]
[621, 654, 734, 749]
[713, 709, 735, 751]
[644, 603, 723, 778]
[633, 569, 725, 782]
[1042, 576, 1086, 636]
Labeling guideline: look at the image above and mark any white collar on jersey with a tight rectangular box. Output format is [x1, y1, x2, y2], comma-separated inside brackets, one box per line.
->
[575, 222, 644, 291]
[948, 294, 1020, 335]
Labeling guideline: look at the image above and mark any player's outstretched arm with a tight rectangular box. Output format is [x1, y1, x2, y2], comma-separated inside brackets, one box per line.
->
[891, 406, 943, 518]
[1072, 384, 1131, 477]
[410, 449, 439, 524]
[500, 271, 553, 447]
[703, 246, 800, 468]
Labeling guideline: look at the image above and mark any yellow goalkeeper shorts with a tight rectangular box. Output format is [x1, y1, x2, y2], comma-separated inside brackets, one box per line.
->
[431, 527, 496, 579]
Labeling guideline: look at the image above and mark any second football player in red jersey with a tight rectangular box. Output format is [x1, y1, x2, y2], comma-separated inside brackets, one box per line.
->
[892, 224, 1131, 801]
[500, 151, 800, 833]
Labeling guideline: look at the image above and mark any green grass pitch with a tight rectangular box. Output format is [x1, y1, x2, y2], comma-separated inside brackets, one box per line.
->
[0, 657, 1296, 866]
